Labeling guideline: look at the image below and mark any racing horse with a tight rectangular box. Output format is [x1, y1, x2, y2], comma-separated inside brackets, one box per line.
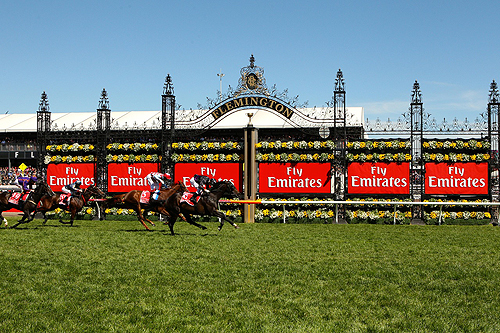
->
[0, 180, 55, 228]
[164, 180, 243, 235]
[36, 185, 106, 226]
[120, 181, 188, 231]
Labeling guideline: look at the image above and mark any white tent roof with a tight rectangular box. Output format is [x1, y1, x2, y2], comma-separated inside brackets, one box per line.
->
[0, 107, 364, 133]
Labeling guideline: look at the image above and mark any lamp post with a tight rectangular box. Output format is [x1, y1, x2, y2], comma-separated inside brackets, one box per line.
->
[217, 69, 225, 102]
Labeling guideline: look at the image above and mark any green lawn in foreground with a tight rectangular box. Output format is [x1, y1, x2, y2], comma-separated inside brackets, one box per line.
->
[0, 218, 499, 332]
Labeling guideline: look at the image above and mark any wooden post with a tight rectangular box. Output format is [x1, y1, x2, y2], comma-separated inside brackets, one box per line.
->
[243, 117, 257, 223]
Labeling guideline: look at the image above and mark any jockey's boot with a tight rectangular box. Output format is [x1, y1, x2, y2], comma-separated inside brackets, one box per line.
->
[191, 192, 200, 204]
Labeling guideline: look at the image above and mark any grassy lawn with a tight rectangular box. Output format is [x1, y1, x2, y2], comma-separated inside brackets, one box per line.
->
[0, 217, 499, 332]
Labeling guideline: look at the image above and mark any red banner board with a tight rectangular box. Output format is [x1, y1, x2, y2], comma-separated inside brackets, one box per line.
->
[258, 163, 331, 194]
[174, 163, 243, 192]
[108, 163, 159, 192]
[47, 163, 95, 190]
[425, 162, 488, 195]
[348, 162, 410, 194]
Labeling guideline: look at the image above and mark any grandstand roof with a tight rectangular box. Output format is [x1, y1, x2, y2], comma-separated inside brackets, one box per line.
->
[0, 107, 364, 133]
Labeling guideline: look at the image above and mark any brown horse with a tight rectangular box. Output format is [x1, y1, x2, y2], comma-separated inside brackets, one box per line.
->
[120, 181, 188, 231]
[0, 180, 55, 228]
[164, 180, 243, 235]
[37, 185, 106, 226]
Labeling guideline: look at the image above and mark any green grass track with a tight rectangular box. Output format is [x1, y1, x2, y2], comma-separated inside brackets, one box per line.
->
[0, 217, 499, 332]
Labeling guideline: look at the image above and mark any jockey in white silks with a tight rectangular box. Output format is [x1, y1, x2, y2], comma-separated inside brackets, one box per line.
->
[145, 172, 172, 201]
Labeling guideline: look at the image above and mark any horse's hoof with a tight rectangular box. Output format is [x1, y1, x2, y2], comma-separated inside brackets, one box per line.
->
[234, 225, 240, 229]
[202, 226, 207, 230]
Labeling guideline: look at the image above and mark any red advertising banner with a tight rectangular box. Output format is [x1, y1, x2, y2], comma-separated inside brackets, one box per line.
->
[425, 162, 488, 195]
[348, 162, 410, 194]
[174, 163, 243, 192]
[47, 163, 95, 190]
[108, 163, 159, 192]
[258, 163, 331, 194]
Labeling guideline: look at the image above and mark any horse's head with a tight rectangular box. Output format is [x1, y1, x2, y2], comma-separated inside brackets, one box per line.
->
[85, 185, 106, 199]
[214, 181, 243, 199]
[173, 180, 188, 193]
[34, 181, 55, 197]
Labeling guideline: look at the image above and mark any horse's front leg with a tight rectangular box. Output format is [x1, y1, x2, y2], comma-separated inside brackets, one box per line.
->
[213, 210, 239, 231]
[1, 213, 7, 227]
[142, 208, 156, 227]
[166, 214, 179, 235]
[135, 204, 152, 231]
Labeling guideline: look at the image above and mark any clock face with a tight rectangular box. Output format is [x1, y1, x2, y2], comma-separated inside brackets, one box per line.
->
[246, 73, 259, 90]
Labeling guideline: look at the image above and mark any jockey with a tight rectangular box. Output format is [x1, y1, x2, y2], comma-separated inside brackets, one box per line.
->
[62, 180, 83, 203]
[17, 173, 31, 194]
[190, 174, 216, 199]
[145, 171, 172, 201]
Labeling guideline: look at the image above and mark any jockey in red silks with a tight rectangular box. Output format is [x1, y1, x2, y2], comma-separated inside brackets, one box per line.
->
[145, 172, 172, 201]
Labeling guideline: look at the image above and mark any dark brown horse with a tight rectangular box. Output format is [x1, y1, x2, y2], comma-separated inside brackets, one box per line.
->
[37, 185, 106, 226]
[0, 180, 55, 228]
[119, 181, 188, 231]
[164, 180, 243, 235]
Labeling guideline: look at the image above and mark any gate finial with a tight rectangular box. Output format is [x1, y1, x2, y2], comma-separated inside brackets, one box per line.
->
[489, 80, 499, 104]
[335, 69, 345, 92]
[98, 88, 109, 110]
[38, 91, 50, 112]
[411, 80, 422, 104]
[163, 74, 174, 95]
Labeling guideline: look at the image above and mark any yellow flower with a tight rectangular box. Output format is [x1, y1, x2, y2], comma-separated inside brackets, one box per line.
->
[359, 142, 366, 148]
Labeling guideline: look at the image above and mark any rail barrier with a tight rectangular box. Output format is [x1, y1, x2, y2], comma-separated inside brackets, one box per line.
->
[220, 199, 500, 225]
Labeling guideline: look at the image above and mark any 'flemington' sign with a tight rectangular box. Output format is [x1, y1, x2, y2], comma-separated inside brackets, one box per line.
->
[211, 96, 294, 120]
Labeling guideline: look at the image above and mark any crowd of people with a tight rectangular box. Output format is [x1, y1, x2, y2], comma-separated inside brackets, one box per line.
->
[0, 166, 37, 186]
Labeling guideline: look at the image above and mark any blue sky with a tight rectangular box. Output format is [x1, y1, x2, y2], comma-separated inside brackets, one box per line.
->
[1, 0, 499, 123]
